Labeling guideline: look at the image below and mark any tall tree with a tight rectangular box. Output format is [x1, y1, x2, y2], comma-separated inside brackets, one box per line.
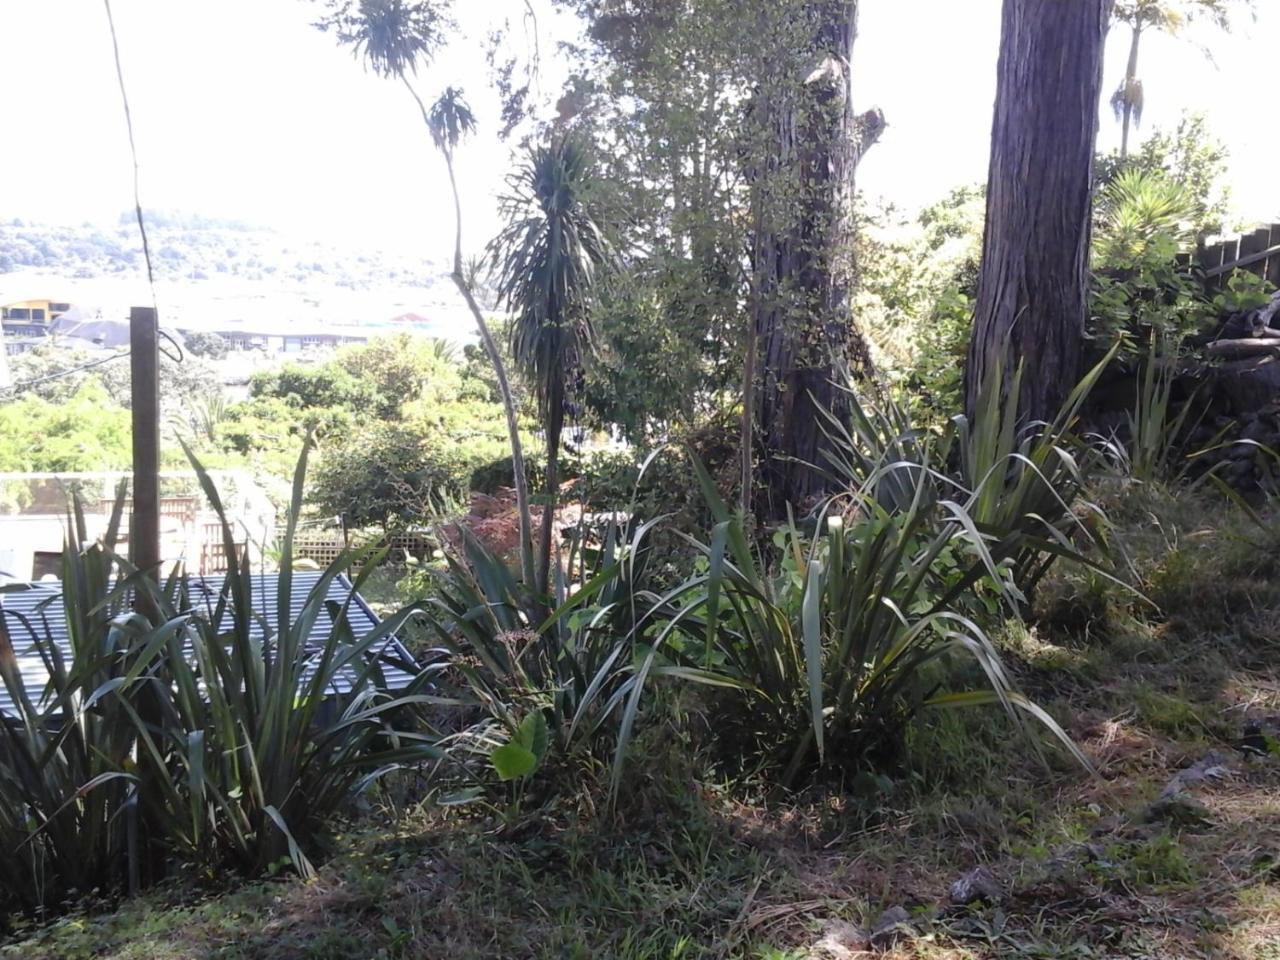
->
[748, 0, 882, 513]
[316, 1, 538, 588]
[1110, 0, 1248, 158]
[966, 0, 1112, 425]
[492, 136, 609, 598]
[554, 0, 760, 446]
[551, 1, 881, 513]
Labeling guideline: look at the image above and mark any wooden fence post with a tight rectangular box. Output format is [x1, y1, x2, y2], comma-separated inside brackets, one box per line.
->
[130, 306, 161, 601]
[1267, 224, 1280, 288]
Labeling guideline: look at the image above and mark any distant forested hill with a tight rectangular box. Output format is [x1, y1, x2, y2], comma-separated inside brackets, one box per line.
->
[0, 212, 443, 291]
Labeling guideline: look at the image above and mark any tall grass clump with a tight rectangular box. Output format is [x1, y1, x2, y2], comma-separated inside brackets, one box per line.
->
[608, 353, 1125, 788]
[1092, 333, 1210, 488]
[123, 446, 444, 878]
[628, 456, 1089, 787]
[399, 353, 1120, 798]
[420, 508, 663, 786]
[0, 447, 442, 918]
[0, 498, 146, 914]
[822, 345, 1119, 602]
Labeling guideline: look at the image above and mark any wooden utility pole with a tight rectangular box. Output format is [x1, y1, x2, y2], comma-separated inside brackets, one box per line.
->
[129, 306, 161, 595]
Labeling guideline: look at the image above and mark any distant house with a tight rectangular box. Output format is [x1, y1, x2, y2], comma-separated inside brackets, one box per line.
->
[0, 471, 276, 583]
[1, 301, 134, 352]
[1, 298, 72, 339]
[0, 571, 420, 720]
[0, 295, 474, 359]
[2, 298, 372, 356]
[178, 321, 370, 355]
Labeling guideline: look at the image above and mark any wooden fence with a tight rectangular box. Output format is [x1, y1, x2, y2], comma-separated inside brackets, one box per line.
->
[1194, 224, 1280, 290]
[199, 522, 245, 575]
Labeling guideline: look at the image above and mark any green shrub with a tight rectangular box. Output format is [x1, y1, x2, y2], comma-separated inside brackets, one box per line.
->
[469, 451, 547, 496]
[0, 381, 133, 473]
[249, 362, 374, 413]
[309, 423, 466, 530]
[1088, 169, 1214, 358]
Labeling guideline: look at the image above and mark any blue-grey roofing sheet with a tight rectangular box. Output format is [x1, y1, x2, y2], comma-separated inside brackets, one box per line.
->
[0, 571, 419, 720]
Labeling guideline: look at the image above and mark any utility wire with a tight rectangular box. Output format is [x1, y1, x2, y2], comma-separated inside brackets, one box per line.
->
[2, 351, 131, 394]
[159, 329, 184, 364]
[103, 0, 161, 316]
[1, 6, 171, 402]
[4, 327, 184, 396]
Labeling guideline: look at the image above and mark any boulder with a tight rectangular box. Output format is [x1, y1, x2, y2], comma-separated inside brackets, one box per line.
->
[1216, 356, 1280, 412]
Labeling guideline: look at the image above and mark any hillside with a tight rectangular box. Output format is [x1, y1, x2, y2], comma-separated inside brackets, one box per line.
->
[0, 212, 443, 290]
[0, 214, 483, 341]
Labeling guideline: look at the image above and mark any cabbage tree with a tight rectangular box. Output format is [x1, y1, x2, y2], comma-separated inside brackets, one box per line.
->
[491, 136, 610, 597]
[316, 0, 536, 586]
[1110, 0, 1252, 157]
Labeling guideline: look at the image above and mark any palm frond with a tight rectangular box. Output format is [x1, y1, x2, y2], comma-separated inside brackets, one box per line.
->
[316, 0, 451, 79]
[490, 136, 611, 423]
[428, 86, 476, 152]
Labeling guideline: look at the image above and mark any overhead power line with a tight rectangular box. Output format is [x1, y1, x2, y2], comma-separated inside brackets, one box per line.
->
[103, 0, 159, 308]
[2, 351, 131, 395]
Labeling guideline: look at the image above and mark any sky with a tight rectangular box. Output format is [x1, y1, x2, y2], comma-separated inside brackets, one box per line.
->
[1, 0, 1278, 261]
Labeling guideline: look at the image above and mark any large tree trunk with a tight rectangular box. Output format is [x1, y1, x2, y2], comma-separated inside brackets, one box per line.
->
[752, 0, 878, 516]
[965, 0, 1112, 426]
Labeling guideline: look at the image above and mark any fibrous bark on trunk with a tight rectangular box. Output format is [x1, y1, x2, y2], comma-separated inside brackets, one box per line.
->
[966, 0, 1113, 426]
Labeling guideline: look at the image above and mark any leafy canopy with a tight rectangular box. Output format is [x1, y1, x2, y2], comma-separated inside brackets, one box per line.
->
[314, 0, 452, 78]
[0, 381, 132, 472]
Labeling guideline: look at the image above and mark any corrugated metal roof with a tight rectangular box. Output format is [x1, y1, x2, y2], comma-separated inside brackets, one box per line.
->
[0, 571, 419, 720]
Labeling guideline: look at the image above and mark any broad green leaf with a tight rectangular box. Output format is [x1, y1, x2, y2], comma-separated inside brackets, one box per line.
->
[491, 741, 538, 781]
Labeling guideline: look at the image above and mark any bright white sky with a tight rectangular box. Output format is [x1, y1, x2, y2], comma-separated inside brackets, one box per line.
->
[1, 0, 1277, 260]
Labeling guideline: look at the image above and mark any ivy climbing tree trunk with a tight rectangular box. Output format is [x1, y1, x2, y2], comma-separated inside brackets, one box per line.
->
[965, 0, 1113, 426]
[751, 0, 880, 516]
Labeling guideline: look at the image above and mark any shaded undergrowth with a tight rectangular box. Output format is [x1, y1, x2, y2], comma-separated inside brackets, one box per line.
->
[8, 487, 1280, 959]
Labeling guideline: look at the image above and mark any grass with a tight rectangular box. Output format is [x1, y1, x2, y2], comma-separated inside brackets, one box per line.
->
[7, 486, 1280, 958]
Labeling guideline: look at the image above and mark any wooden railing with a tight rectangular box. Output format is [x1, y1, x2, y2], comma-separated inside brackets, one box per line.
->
[199, 526, 246, 574]
[98, 496, 200, 525]
[1195, 224, 1280, 289]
